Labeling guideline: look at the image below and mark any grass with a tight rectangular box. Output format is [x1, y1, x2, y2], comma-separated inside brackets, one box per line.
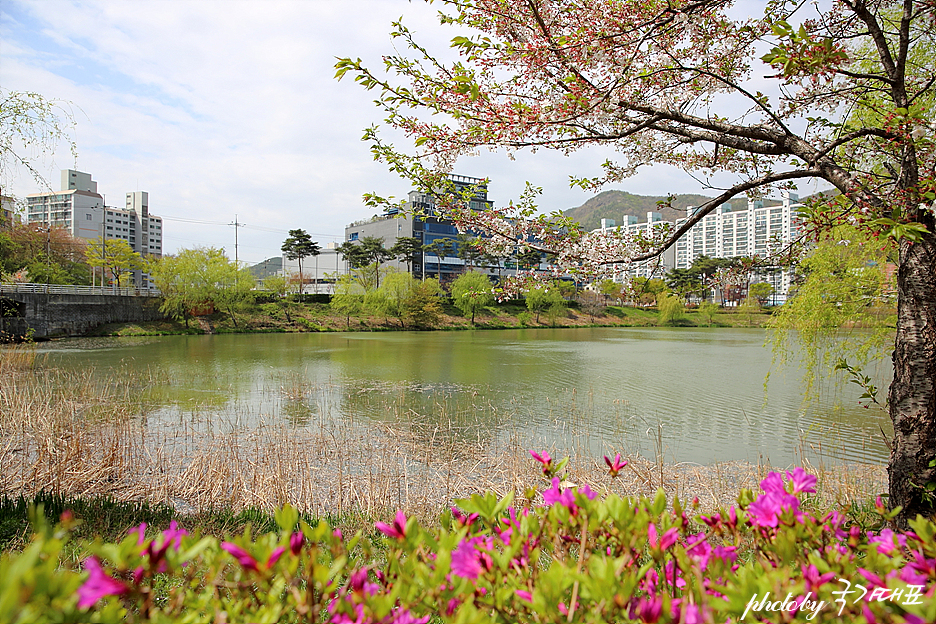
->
[0, 492, 377, 552]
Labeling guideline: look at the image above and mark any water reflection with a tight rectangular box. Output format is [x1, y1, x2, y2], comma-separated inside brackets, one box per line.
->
[34, 328, 892, 466]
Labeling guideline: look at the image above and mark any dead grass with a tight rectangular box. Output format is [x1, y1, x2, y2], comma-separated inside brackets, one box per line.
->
[0, 345, 886, 526]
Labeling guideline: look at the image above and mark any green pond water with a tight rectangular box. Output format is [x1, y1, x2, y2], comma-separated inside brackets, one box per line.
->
[34, 327, 892, 467]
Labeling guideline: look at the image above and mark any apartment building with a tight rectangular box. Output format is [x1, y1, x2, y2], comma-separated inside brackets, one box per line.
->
[594, 192, 803, 302]
[25, 170, 164, 288]
[597, 212, 676, 282]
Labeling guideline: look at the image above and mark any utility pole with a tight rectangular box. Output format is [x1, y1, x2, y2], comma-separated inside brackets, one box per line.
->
[230, 214, 245, 265]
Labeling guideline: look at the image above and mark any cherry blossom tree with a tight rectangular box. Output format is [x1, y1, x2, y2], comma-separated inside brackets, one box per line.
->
[337, 0, 936, 522]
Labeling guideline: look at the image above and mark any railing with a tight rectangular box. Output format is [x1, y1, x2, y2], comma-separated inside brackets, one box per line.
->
[0, 282, 161, 297]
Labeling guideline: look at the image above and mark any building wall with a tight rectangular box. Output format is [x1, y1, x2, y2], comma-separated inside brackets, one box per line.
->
[343, 175, 499, 284]
[281, 248, 343, 294]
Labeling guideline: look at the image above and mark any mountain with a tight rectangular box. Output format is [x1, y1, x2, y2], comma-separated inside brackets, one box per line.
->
[563, 190, 750, 231]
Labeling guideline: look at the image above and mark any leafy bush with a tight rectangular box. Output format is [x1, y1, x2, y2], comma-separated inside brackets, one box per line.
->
[3, 454, 935, 623]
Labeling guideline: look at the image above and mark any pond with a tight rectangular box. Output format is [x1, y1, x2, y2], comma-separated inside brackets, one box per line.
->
[34, 327, 892, 467]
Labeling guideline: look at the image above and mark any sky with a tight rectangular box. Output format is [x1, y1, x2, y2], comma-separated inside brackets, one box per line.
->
[1, 0, 829, 266]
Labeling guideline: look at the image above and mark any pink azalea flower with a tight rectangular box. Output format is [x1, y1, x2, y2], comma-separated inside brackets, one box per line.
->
[375, 510, 408, 540]
[604, 453, 627, 477]
[267, 546, 286, 568]
[869, 528, 907, 556]
[77, 557, 129, 609]
[451, 537, 492, 580]
[515, 589, 533, 603]
[162, 521, 188, 549]
[290, 531, 304, 555]
[451, 507, 479, 527]
[630, 595, 662, 623]
[385, 610, 430, 624]
[348, 568, 380, 596]
[529, 450, 552, 474]
[759, 471, 786, 495]
[713, 545, 738, 564]
[543, 477, 576, 511]
[682, 603, 704, 624]
[578, 483, 598, 501]
[221, 542, 259, 572]
[647, 523, 679, 551]
[685, 533, 711, 569]
[128, 522, 147, 546]
[858, 568, 887, 590]
[785, 467, 817, 494]
[802, 563, 836, 592]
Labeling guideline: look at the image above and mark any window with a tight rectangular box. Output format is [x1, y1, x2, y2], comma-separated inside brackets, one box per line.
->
[86, 214, 92, 221]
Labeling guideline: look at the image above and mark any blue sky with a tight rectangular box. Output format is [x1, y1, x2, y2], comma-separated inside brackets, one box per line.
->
[1, 0, 830, 265]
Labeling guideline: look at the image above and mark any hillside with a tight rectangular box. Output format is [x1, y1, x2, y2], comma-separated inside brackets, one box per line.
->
[563, 190, 751, 231]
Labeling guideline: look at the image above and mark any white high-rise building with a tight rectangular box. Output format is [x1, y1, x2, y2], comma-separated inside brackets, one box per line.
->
[673, 192, 802, 302]
[595, 212, 676, 282]
[25, 170, 164, 289]
[593, 192, 803, 302]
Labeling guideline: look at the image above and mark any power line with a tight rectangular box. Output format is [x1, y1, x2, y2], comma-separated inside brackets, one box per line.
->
[158, 213, 341, 239]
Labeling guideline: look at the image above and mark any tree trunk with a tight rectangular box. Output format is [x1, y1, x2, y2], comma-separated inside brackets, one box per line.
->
[888, 227, 936, 525]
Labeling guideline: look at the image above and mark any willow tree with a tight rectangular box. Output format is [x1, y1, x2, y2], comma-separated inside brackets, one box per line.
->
[338, 0, 936, 522]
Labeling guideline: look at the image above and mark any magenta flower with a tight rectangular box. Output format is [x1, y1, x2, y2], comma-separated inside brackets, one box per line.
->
[604, 453, 627, 477]
[802, 563, 836, 592]
[128, 522, 147, 546]
[451, 537, 492, 580]
[543, 477, 576, 511]
[577, 483, 598, 501]
[858, 567, 887, 590]
[630, 595, 662, 623]
[451, 507, 479, 527]
[700, 512, 721, 529]
[221, 542, 259, 572]
[290, 531, 304, 555]
[713, 544, 738, 565]
[348, 568, 380, 596]
[869, 528, 906, 556]
[384, 610, 430, 624]
[684, 533, 711, 569]
[515, 589, 533, 603]
[759, 471, 786, 495]
[682, 604, 704, 624]
[529, 450, 552, 474]
[647, 523, 678, 552]
[785, 467, 817, 494]
[77, 557, 129, 609]
[375, 510, 408, 540]
[267, 546, 286, 568]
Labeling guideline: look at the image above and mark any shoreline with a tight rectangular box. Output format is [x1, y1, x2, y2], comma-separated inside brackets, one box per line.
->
[84, 302, 776, 338]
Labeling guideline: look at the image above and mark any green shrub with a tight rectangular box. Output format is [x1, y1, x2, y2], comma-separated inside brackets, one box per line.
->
[3, 455, 934, 623]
